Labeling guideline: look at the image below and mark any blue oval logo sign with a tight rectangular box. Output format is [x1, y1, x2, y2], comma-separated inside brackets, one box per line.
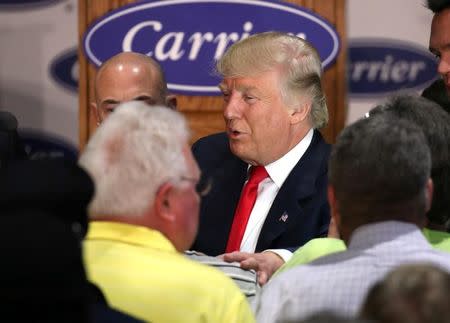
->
[19, 129, 78, 161]
[349, 38, 438, 98]
[49, 48, 78, 93]
[83, 0, 340, 96]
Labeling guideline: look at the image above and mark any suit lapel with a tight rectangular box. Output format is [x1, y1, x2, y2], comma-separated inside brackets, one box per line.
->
[256, 131, 326, 251]
[199, 154, 247, 252]
[211, 155, 247, 222]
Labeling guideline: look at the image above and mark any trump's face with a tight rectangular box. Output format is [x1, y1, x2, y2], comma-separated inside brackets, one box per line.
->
[220, 69, 302, 166]
[430, 8, 450, 96]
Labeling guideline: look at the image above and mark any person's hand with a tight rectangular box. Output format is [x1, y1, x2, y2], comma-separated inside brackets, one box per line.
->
[222, 251, 284, 286]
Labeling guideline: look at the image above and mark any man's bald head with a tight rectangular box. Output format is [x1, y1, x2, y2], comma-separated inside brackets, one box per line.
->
[92, 52, 176, 124]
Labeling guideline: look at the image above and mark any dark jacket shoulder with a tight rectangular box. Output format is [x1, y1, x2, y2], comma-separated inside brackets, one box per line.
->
[192, 132, 232, 169]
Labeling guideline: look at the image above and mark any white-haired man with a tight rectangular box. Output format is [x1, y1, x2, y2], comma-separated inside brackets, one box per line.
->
[79, 101, 254, 323]
[192, 31, 331, 284]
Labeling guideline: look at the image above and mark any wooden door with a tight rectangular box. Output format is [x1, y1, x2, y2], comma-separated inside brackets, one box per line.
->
[78, 0, 347, 149]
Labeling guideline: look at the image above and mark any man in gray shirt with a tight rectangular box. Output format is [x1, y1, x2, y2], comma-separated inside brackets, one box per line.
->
[255, 111, 450, 322]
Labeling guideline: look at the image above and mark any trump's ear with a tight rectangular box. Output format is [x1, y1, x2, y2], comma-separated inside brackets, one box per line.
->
[289, 101, 311, 125]
[165, 95, 177, 110]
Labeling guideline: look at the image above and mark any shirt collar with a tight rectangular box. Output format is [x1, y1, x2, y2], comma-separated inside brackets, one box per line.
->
[348, 221, 428, 250]
[86, 221, 177, 253]
[263, 128, 314, 188]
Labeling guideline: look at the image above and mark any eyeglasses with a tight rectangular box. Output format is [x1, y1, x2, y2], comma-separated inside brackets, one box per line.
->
[179, 176, 212, 197]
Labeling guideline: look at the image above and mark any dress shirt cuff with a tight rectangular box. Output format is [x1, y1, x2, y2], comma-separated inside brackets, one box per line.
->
[263, 249, 292, 263]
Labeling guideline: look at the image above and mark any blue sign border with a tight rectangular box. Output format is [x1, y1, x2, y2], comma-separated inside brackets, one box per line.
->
[49, 47, 78, 93]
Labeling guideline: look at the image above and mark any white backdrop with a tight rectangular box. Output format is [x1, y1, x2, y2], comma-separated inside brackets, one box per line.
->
[0, 0, 78, 158]
[347, 0, 436, 123]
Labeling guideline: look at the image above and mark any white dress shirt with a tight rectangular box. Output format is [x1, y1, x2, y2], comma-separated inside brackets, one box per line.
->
[239, 128, 314, 261]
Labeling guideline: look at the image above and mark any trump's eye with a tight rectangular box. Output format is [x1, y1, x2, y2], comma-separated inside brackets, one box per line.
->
[243, 94, 257, 104]
[222, 92, 231, 102]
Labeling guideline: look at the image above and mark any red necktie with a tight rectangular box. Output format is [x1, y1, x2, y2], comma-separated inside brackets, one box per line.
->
[225, 166, 269, 253]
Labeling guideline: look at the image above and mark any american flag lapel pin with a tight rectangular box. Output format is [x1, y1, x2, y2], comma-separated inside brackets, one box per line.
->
[279, 212, 288, 222]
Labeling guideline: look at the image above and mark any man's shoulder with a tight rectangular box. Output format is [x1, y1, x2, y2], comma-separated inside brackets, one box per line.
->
[271, 246, 371, 288]
[307, 130, 332, 161]
[418, 248, 450, 268]
[293, 238, 450, 272]
[88, 242, 248, 301]
[192, 132, 228, 154]
[285, 249, 354, 277]
[278, 238, 346, 274]
[281, 130, 331, 198]
[287, 130, 331, 180]
[424, 228, 450, 252]
[192, 132, 243, 171]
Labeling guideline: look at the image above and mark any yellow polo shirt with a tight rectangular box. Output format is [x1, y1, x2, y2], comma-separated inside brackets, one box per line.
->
[84, 221, 255, 323]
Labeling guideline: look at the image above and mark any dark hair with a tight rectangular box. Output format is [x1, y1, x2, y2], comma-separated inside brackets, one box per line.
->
[361, 263, 450, 323]
[329, 113, 431, 225]
[0, 111, 27, 168]
[370, 95, 450, 229]
[422, 79, 450, 114]
[426, 0, 450, 13]
[0, 160, 94, 322]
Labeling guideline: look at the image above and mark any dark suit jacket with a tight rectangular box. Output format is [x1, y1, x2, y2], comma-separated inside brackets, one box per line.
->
[192, 130, 331, 256]
[0, 160, 142, 323]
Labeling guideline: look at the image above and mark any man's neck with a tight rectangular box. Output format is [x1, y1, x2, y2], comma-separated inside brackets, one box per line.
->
[91, 214, 152, 228]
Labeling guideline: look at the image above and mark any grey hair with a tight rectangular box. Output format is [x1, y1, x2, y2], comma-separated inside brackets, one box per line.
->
[216, 31, 328, 128]
[79, 101, 189, 218]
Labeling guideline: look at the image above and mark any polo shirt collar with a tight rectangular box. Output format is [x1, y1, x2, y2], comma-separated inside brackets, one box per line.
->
[86, 221, 177, 253]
